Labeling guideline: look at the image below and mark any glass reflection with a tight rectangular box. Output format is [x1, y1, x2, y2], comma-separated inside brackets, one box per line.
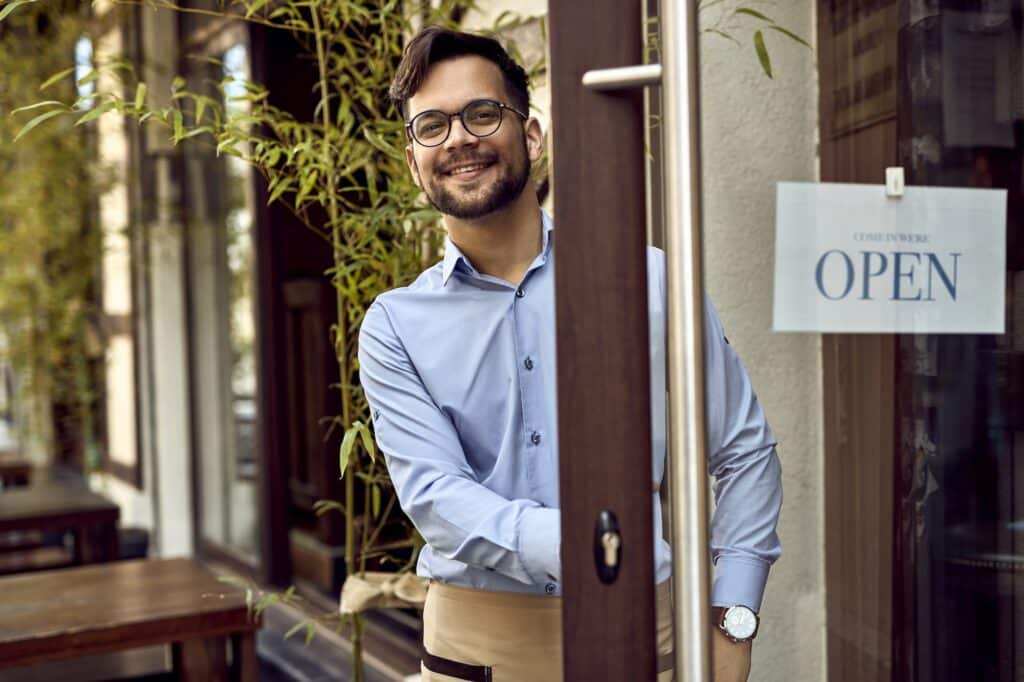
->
[896, 4, 1024, 680]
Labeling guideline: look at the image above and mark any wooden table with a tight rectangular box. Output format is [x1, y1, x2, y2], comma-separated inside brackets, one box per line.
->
[0, 558, 260, 681]
[0, 480, 119, 568]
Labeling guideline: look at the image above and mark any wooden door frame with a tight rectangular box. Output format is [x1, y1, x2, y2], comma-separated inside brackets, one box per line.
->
[817, 1, 900, 680]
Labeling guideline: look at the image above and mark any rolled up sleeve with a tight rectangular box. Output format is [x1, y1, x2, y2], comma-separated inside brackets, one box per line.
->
[702, 298, 783, 611]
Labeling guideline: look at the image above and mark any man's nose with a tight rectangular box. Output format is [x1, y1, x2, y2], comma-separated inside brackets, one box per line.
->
[444, 115, 478, 150]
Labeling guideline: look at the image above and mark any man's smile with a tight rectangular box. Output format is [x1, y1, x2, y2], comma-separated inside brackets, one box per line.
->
[448, 162, 490, 176]
[437, 153, 497, 178]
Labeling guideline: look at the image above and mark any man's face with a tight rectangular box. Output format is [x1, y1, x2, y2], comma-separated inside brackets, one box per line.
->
[404, 56, 542, 220]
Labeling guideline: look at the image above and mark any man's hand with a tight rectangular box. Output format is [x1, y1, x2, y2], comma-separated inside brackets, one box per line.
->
[712, 626, 752, 682]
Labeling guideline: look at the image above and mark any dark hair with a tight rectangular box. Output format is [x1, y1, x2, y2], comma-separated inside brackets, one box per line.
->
[389, 26, 530, 119]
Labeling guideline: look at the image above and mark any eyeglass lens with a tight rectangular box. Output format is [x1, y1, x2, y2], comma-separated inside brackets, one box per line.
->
[412, 100, 504, 146]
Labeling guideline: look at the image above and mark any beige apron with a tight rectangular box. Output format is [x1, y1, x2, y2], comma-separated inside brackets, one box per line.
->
[421, 580, 675, 682]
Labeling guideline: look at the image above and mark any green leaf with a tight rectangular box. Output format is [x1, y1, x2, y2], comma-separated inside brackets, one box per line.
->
[245, 0, 271, 17]
[38, 67, 76, 92]
[266, 176, 292, 205]
[172, 75, 186, 91]
[753, 30, 772, 78]
[295, 168, 318, 206]
[13, 108, 66, 142]
[766, 25, 812, 49]
[172, 109, 184, 140]
[76, 69, 102, 89]
[284, 621, 306, 640]
[0, 0, 39, 21]
[734, 7, 774, 23]
[339, 426, 358, 478]
[176, 126, 214, 140]
[312, 499, 346, 516]
[703, 28, 740, 46]
[75, 101, 117, 126]
[11, 100, 68, 115]
[356, 421, 376, 463]
[134, 82, 147, 109]
[304, 622, 316, 646]
[194, 95, 209, 125]
[216, 136, 239, 155]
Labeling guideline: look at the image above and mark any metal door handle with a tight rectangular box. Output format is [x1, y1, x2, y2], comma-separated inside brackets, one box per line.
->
[582, 64, 662, 91]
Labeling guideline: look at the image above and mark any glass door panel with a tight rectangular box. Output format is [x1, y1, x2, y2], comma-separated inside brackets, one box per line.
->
[897, 3, 1023, 680]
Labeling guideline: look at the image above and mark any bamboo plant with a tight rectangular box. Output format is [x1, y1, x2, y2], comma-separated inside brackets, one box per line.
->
[0, 3, 107, 467]
[2, 1, 541, 678]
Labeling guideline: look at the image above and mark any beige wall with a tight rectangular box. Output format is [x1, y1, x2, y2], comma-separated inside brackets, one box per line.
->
[699, 2, 824, 680]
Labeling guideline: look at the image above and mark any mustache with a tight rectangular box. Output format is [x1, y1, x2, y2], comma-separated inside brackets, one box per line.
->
[435, 151, 498, 174]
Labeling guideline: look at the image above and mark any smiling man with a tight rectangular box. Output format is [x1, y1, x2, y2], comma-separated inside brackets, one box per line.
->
[357, 26, 782, 682]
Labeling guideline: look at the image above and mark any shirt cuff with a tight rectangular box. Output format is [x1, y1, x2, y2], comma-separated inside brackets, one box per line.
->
[711, 556, 770, 611]
[518, 506, 562, 583]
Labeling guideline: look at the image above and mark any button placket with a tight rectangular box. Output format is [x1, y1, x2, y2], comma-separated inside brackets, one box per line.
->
[512, 282, 544, 459]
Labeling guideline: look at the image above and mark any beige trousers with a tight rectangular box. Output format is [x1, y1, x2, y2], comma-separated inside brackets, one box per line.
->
[421, 580, 674, 682]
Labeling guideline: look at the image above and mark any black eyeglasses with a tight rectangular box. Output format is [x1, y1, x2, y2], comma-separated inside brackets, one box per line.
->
[406, 98, 528, 147]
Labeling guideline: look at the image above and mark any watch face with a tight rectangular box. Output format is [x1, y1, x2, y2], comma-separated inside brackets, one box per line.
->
[724, 606, 757, 640]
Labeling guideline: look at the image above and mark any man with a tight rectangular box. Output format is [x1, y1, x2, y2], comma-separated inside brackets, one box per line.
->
[358, 26, 782, 682]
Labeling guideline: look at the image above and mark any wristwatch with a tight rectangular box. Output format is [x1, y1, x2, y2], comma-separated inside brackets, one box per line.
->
[711, 605, 760, 643]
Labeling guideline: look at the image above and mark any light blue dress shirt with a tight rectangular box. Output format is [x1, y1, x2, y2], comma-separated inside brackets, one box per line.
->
[358, 210, 782, 610]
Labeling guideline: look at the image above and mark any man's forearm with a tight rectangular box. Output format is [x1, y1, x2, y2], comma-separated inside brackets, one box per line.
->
[712, 627, 752, 682]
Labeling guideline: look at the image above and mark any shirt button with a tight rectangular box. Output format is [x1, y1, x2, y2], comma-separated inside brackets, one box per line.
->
[515, 287, 525, 298]
[524, 357, 534, 371]
[545, 583, 557, 595]
[531, 431, 542, 445]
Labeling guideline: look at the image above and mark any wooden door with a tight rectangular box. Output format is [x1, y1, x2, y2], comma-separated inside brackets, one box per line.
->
[549, 2, 657, 679]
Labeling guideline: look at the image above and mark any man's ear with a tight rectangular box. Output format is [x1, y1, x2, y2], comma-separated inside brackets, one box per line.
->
[524, 118, 544, 164]
[405, 144, 422, 188]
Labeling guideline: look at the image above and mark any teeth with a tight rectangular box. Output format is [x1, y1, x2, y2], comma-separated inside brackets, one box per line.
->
[450, 163, 487, 175]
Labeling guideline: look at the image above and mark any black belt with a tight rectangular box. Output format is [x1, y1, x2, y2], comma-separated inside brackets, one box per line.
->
[422, 650, 492, 681]
[422, 651, 675, 680]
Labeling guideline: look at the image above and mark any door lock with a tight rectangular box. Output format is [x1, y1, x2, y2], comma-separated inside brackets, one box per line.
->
[601, 531, 621, 567]
[594, 510, 622, 584]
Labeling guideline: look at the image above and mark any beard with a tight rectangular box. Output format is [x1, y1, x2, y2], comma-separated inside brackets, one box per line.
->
[418, 137, 531, 220]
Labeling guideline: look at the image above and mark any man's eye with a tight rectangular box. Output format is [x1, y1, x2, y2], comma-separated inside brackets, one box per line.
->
[469, 110, 498, 122]
[417, 120, 446, 136]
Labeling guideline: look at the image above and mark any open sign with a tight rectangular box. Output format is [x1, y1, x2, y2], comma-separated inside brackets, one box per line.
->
[774, 182, 1005, 334]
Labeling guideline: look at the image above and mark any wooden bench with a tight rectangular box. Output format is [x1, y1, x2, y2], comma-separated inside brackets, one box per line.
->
[0, 558, 260, 681]
[0, 479, 119, 573]
[0, 452, 31, 488]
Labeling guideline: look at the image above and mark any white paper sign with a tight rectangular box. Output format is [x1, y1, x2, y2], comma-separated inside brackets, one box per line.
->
[774, 182, 1006, 334]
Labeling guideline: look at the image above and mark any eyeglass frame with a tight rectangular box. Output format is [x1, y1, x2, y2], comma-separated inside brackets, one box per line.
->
[404, 98, 529, 147]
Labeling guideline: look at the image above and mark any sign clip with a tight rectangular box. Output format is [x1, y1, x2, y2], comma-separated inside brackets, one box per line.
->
[885, 167, 905, 198]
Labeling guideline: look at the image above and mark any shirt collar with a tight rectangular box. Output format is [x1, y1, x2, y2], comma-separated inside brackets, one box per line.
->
[441, 209, 554, 286]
